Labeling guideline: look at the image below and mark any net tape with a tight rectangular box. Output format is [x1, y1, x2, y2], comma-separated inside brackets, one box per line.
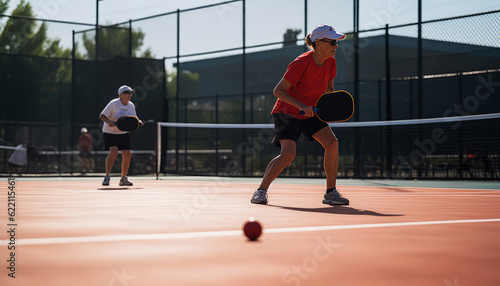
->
[158, 112, 500, 129]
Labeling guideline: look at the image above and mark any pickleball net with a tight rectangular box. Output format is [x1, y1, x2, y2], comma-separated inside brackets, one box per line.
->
[0, 145, 155, 176]
[156, 113, 500, 180]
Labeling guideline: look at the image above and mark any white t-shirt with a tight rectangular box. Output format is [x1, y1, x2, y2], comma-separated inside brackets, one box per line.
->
[100, 98, 138, 134]
[9, 144, 27, 166]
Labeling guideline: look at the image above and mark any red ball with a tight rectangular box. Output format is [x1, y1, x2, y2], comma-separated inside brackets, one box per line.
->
[243, 217, 262, 241]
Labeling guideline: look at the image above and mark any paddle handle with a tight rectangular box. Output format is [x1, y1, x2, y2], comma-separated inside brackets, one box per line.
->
[299, 107, 317, 115]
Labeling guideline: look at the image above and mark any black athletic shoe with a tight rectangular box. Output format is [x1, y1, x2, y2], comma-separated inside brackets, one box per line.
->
[322, 189, 349, 205]
[251, 189, 268, 204]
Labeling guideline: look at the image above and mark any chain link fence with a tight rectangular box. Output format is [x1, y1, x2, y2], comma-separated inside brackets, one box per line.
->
[1, 1, 499, 178]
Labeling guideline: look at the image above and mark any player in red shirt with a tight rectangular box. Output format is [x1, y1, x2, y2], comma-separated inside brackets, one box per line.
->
[251, 24, 349, 206]
[77, 127, 93, 172]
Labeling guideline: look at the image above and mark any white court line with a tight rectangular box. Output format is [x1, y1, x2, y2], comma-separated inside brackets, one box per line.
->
[3, 194, 500, 199]
[267, 194, 500, 197]
[3, 190, 500, 199]
[4, 195, 500, 200]
[3, 218, 500, 246]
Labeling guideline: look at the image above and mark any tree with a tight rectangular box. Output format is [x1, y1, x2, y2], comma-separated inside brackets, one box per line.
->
[0, 0, 73, 122]
[0, 1, 46, 54]
[1, 1, 152, 61]
[0, 0, 72, 80]
[0, 0, 9, 15]
[283, 28, 301, 47]
[0, 0, 154, 124]
[81, 22, 154, 60]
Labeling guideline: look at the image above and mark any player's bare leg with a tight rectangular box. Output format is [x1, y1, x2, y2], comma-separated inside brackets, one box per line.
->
[252, 139, 296, 204]
[103, 147, 118, 185]
[313, 126, 339, 189]
[314, 126, 349, 205]
[105, 147, 119, 175]
[121, 150, 132, 178]
[119, 150, 133, 186]
[258, 139, 296, 191]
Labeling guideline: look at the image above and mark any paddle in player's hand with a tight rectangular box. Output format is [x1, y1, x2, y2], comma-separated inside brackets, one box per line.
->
[115, 116, 142, 132]
[300, 90, 354, 122]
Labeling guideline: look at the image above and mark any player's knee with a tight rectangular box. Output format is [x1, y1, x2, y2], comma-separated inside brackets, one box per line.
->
[281, 150, 296, 162]
[121, 150, 132, 158]
[325, 138, 338, 150]
[109, 148, 119, 156]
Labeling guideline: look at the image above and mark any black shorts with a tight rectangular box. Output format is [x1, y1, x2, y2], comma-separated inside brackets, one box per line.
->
[79, 150, 91, 158]
[103, 133, 131, 150]
[271, 113, 329, 147]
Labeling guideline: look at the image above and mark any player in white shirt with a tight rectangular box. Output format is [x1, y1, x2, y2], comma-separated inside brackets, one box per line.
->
[99, 85, 143, 186]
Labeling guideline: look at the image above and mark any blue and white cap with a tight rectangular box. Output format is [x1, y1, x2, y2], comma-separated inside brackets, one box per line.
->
[311, 24, 346, 41]
[118, 85, 134, 95]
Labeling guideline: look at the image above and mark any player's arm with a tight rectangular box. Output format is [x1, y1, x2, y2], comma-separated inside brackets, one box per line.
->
[99, 113, 115, 127]
[273, 77, 314, 117]
[130, 105, 144, 126]
[326, 79, 334, 93]
[136, 113, 144, 126]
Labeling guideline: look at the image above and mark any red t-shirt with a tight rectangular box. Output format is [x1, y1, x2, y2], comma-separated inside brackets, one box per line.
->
[78, 134, 92, 151]
[271, 50, 337, 119]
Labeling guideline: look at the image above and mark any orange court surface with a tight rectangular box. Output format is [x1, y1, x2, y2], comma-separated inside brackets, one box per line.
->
[1, 176, 500, 286]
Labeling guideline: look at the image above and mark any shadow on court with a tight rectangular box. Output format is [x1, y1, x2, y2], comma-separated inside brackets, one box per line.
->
[361, 180, 415, 192]
[97, 187, 145, 191]
[267, 204, 403, 217]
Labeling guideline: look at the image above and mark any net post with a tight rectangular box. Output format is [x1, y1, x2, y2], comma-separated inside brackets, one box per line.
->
[156, 122, 161, 180]
[385, 23, 393, 178]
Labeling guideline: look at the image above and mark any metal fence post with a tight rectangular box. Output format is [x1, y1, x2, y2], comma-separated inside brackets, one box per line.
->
[353, 0, 360, 177]
[175, 9, 180, 173]
[418, 0, 423, 118]
[385, 24, 393, 178]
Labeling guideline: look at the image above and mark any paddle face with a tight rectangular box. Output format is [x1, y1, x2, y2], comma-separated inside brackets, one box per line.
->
[314, 90, 354, 122]
[115, 116, 140, 132]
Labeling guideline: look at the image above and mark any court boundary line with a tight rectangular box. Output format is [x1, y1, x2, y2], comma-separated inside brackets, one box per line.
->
[5, 218, 500, 246]
[7, 182, 500, 192]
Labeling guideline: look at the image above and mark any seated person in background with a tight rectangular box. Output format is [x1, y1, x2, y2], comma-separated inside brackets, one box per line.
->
[8, 144, 27, 174]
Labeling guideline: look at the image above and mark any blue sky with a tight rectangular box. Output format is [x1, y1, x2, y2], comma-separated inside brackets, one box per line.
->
[3, 0, 499, 59]
[4, 0, 498, 25]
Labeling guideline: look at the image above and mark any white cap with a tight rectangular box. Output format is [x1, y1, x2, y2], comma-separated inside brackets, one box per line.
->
[311, 24, 346, 42]
[81, 127, 88, 133]
[118, 85, 134, 95]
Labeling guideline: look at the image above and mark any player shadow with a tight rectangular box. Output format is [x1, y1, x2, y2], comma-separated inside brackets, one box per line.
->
[362, 180, 414, 192]
[267, 204, 403, 217]
[97, 187, 145, 191]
